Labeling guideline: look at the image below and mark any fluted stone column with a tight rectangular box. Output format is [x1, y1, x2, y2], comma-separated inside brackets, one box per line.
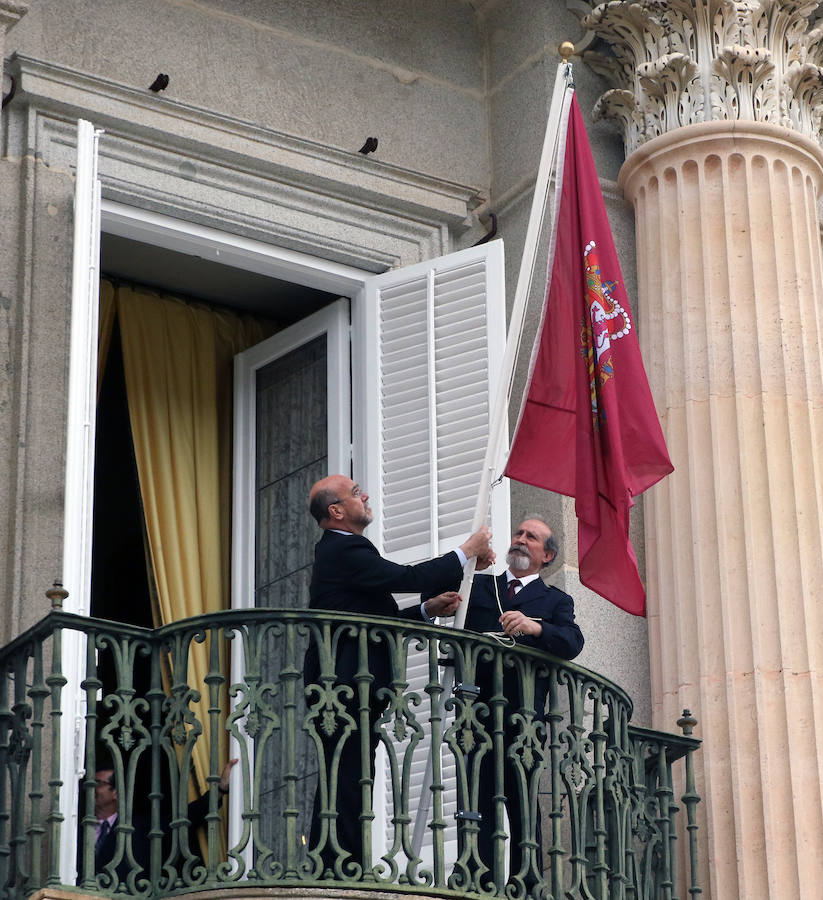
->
[581, 2, 823, 897]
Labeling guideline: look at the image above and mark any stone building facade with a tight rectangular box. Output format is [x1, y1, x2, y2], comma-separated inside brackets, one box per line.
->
[1, 2, 822, 898]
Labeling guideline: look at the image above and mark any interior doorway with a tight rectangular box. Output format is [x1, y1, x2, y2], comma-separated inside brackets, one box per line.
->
[91, 231, 344, 631]
[88, 233, 348, 849]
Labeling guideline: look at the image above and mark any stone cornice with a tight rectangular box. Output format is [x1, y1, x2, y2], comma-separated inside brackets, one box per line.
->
[0, 0, 27, 31]
[4, 54, 483, 228]
[581, 0, 823, 156]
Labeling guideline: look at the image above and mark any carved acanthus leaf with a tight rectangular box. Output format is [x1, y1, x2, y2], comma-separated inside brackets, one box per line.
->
[584, 2, 667, 68]
[593, 88, 645, 149]
[790, 26, 823, 67]
[638, 52, 703, 133]
[712, 45, 776, 120]
[582, 47, 636, 90]
[784, 61, 823, 137]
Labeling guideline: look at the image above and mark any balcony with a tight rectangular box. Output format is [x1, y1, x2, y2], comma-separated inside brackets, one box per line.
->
[0, 601, 700, 900]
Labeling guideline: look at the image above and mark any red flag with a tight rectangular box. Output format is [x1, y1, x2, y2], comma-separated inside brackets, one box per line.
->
[504, 95, 672, 616]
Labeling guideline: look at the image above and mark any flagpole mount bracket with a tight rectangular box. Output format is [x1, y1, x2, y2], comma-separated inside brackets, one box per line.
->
[453, 682, 481, 699]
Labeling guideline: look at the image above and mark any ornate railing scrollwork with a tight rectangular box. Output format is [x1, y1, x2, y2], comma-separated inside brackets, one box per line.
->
[0, 606, 700, 899]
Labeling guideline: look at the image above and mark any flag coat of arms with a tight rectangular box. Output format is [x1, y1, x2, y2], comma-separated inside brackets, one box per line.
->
[505, 94, 673, 616]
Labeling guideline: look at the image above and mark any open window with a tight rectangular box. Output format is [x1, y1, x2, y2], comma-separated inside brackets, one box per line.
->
[61, 118, 509, 880]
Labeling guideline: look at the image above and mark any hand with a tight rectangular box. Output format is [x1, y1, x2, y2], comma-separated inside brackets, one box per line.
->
[475, 549, 496, 571]
[460, 525, 492, 561]
[424, 591, 462, 618]
[499, 610, 541, 639]
[218, 758, 239, 795]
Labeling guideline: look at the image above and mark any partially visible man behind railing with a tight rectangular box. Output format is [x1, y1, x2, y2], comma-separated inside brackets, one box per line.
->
[85, 757, 237, 891]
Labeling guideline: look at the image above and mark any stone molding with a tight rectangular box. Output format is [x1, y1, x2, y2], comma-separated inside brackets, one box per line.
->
[581, 0, 823, 156]
[0, 0, 27, 30]
[619, 115, 823, 193]
[4, 54, 485, 269]
[0, 0, 27, 110]
[27, 889, 425, 900]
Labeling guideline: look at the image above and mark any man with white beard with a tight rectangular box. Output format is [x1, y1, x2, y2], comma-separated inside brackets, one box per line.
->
[432, 515, 583, 657]
[427, 516, 583, 891]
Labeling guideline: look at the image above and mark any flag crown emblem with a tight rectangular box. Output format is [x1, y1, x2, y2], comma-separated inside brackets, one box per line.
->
[584, 240, 631, 364]
[581, 240, 633, 427]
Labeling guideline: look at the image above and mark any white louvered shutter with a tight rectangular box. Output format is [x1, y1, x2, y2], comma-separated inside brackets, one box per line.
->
[364, 240, 510, 867]
[368, 239, 509, 559]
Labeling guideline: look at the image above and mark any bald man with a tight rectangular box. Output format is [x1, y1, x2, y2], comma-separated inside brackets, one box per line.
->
[304, 474, 493, 875]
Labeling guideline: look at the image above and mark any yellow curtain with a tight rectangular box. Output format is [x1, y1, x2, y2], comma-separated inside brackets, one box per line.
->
[115, 283, 267, 831]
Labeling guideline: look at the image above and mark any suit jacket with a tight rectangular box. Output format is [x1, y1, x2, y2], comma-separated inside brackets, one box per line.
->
[306, 530, 465, 687]
[464, 572, 584, 661]
[463, 572, 584, 726]
[309, 530, 464, 617]
[92, 793, 212, 881]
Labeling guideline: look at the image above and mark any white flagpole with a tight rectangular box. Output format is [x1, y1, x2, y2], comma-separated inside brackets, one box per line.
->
[410, 49, 577, 861]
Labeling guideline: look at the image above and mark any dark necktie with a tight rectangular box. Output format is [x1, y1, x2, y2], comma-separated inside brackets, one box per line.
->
[507, 578, 522, 603]
[95, 820, 111, 856]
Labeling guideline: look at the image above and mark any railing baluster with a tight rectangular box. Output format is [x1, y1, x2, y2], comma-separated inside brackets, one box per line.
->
[426, 634, 446, 888]
[281, 618, 300, 877]
[355, 624, 375, 881]
[26, 641, 48, 891]
[677, 710, 702, 899]
[44, 590, 67, 888]
[79, 628, 100, 891]
[204, 624, 224, 880]
[148, 638, 164, 892]
[590, 689, 608, 899]
[655, 739, 674, 900]
[489, 649, 506, 895]
[0, 658, 11, 897]
[10, 651, 32, 893]
[546, 667, 564, 899]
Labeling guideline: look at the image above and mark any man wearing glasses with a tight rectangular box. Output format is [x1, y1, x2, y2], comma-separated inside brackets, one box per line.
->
[305, 473, 494, 876]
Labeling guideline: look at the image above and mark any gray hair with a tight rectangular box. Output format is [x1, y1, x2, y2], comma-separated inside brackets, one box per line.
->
[309, 487, 340, 525]
[521, 514, 559, 568]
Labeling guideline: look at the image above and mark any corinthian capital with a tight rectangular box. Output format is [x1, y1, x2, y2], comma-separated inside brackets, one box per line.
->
[580, 0, 823, 154]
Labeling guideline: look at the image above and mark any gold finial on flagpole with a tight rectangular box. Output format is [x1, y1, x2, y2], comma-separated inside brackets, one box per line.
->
[558, 41, 575, 60]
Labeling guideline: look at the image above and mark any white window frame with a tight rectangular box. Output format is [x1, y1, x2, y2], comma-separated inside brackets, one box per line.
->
[228, 299, 352, 868]
[231, 298, 353, 613]
[65, 192, 380, 880]
[59, 119, 103, 882]
[65, 137, 509, 879]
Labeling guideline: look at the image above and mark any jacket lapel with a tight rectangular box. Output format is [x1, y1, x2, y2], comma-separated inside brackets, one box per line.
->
[507, 575, 543, 610]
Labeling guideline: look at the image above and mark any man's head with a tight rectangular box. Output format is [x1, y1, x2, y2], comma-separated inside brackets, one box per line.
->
[309, 475, 372, 534]
[506, 517, 558, 576]
[94, 768, 118, 820]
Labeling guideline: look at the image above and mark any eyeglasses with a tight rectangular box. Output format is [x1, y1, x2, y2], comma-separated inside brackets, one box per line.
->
[329, 486, 366, 506]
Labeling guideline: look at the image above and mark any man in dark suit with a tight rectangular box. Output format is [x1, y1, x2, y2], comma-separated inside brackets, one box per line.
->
[305, 473, 494, 876]
[89, 759, 236, 887]
[429, 516, 583, 890]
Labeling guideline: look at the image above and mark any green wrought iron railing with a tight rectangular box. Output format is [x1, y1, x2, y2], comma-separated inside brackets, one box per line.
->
[0, 596, 700, 899]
